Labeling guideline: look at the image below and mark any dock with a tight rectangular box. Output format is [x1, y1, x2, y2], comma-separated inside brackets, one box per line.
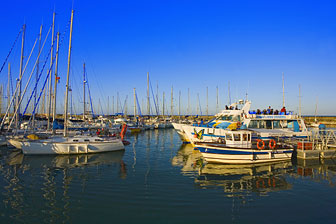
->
[296, 130, 336, 159]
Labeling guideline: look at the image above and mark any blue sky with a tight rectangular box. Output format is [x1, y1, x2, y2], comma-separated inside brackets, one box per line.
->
[0, 0, 335, 115]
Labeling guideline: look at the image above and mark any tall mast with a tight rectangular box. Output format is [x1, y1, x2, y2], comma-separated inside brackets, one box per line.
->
[187, 88, 190, 115]
[216, 86, 218, 113]
[228, 81, 231, 105]
[206, 86, 208, 116]
[299, 84, 301, 118]
[107, 96, 109, 116]
[7, 63, 11, 113]
[112, 96, 114, 115]
[47, 12, 55, 130]
[314, 97, 318, 122]
[146, 73, 149, 116]
[197, 93, 200, 115]
[133, 88, 136, 120]
[64, 10, 74, 137]
[117, 92, 119, 114]
[156, 82, 159, 115]
[171, 85, 173, 116]
[178, 90, 181, 117]
[162, 91, 165, 117]
[83, 63, 86, 120]
[282, 72, 285, 107]
[32, 24, 43, 128]
[16, 24, 26, 129]
[52, 32, 60, 133]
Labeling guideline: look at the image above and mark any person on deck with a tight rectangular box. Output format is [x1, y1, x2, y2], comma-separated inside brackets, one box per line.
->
[281, 106, 286, 114]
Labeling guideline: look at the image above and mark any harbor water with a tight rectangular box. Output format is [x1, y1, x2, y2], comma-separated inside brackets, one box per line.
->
[1, 129, 336, 223]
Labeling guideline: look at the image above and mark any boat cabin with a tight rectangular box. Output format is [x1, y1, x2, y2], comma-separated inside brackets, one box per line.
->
[224, 130, 253, 148]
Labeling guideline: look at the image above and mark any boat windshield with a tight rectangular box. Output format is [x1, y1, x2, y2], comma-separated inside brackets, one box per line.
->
[248, 120, 289, 129]
[217, 115, 240, 121]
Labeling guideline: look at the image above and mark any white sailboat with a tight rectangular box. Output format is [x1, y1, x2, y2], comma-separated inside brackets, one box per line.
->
[8, 10, 125, 155]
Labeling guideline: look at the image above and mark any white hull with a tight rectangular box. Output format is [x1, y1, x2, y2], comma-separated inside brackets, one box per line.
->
[172, 123, 190, 143]
[196, 144, 293, 164]
[10, 137, 125, 155]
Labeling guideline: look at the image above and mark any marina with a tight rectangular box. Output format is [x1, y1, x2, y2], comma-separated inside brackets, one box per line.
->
[1, 1, 336, 223]
[1, 129, 336, 223]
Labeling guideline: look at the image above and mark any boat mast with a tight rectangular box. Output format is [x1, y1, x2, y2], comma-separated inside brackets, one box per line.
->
[282, 72, 285, 107]
[171, 86, 173, 116]
[133, 88, 136, 120]
[187, 88, 190, 115]
[146, 72, 149, 116]
[47, 12, 55, 130]
[52, 32, 60, 134]
[299, 84, 301, 118]
[314, 97, 318, 122]
[156, 82, 159, 115]
[112, 96, 114, 115]
[83, 63, 86, 120]
[228, 81, 231, 105]
[32, 24, 43, 128]
[7, 63, 11, 113]
[16, 24, 26, 129]
[216, 86, 219, 113]
[178, 90, 181, 118]
[162, 91, 165, 117]
[64, 10, 74, 137]
[206, 86, 208, 116]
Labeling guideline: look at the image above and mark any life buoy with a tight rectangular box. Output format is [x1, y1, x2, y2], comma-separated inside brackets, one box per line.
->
[269, 139, 276, 149]
[257, 139, 265, 150]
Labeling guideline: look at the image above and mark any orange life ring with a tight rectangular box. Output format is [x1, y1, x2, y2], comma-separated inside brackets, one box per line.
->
[269, 139, 276, 149]
[257, 139, 265, 150]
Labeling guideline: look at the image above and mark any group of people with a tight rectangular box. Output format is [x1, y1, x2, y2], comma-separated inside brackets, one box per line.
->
[255, 106, 287, 115]
[225, 105, 239, 110]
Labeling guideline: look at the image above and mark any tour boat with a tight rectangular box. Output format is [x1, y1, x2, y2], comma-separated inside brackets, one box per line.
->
[181, 100, 311, 145]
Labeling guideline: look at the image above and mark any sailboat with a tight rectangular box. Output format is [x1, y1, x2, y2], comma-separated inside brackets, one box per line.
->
[8, 10, 125, 155]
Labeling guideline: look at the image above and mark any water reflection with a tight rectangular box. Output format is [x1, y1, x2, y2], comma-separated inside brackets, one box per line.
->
[0, 149, 126, 223]
[294, 158, 336, 187]
[171, 144, 203, 175]
[196, 162, 294, 196]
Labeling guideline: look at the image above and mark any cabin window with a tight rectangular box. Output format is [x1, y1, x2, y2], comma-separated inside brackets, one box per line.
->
[248, 134, 251, 141]
[73, 139, 79, 142]
[84, 139, 90, 142]
[242, 134, 248, 141]
[234, 134, 240, 141]
[248, 120, 258, 128]
[280, 120, 288, 128]
[266, 120, 272, 129]
[259, 121, 266, 129]
[232, 116, 240, 122]
[226, 133, 233, 141]
[273, 121, 281, 128]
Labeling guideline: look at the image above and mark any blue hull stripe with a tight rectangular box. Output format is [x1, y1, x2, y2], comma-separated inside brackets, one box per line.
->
[197, 147, 292, 155]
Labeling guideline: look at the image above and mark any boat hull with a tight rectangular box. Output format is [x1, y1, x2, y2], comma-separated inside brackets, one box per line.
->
[172, 123, 190, 143]
[11, 138, 125, 155]
[196, 144, 293, 164]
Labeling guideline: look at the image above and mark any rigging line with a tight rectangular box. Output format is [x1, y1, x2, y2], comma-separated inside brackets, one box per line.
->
[85, 70, 95, 118]
[23, 17, 71, 118]
[135, 90, 142, 116]
[121, 95, 128, 114]
[20, 25, 54, 116]
[0, 27, 23, 75]
[6, 37, 38, 129]
[148, 77, 159, 115]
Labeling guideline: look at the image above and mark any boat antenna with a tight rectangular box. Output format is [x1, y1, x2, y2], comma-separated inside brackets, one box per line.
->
[282, 72, 285, 107]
